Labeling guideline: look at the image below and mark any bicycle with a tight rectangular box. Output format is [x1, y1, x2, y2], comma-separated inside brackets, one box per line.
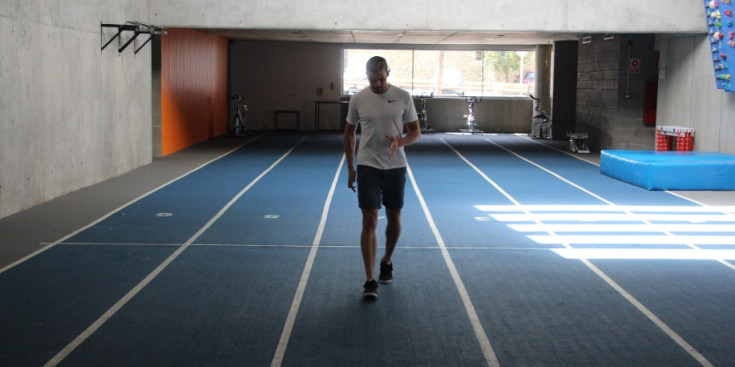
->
[460, 97, 482, 134]
[529, 94, 552, 139]
[230, 94, 248, 137]
[417, 92, 434, 133]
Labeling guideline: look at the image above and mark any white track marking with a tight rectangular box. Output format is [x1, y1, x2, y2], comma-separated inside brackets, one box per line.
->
[485, 138, 613, 205]
[407, 164, 500, 367]
[444, 136, 715, 367]
[475, 204, 735, 213]
[270, 154, 344, 367]
[490, 213, 735, 222]
[530, 235, 735, 245]
[509, 223, 735, 233]
[486, 137, 735, 256]
[442, 139, 520, 206]
[582, 259, 715, 367]
[0, 136, 263, 275]
[554, 248, 735, 260]
[43, 136, 304, 367]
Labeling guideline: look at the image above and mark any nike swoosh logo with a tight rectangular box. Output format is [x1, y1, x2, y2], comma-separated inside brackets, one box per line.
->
[387, 100, 397, 103]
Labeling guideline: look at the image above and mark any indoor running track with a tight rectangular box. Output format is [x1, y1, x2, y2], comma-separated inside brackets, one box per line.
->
[2, 133, 734, 367]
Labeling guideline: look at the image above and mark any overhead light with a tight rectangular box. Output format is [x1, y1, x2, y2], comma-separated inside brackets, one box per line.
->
[581, 35, 592, 44]
[603, 34, 615, 41]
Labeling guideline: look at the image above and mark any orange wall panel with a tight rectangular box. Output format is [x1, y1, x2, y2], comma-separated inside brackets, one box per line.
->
[161, 29, 228, 156]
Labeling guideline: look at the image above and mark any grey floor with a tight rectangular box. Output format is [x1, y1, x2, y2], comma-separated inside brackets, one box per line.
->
[2, 134, 734, 270]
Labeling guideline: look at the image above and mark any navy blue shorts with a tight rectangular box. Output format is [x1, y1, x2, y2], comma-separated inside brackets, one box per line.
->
[356, 165, 407, 210]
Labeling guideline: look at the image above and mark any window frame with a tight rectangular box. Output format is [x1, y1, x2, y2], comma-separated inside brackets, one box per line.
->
[341, 44, 537, 98]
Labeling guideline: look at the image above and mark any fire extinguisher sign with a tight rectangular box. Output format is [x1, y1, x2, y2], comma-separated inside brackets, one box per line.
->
[630, 58, 640, 74]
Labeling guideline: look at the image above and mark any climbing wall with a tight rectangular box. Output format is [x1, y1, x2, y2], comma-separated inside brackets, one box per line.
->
[705, 0, 735, 91]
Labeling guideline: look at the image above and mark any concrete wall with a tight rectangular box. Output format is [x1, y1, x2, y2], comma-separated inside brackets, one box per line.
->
[656, 35, 735, 154]
[149, 0, 704, 34]
[229, 41, 344, 131]
[229, 41, 532, 133]
[0, 2, 152, 218]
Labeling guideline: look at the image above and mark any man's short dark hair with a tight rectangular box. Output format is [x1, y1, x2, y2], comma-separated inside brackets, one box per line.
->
[366, 56, 389, 73]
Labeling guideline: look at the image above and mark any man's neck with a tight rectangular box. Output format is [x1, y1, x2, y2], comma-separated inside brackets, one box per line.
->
[370, 83, 390, 94]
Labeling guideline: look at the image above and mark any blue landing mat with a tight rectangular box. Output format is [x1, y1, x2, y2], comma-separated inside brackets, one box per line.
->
[600, 150, 735, 191]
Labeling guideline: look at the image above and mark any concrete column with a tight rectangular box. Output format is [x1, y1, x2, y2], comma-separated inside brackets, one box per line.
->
[552, 41, 579, 137]
[534, 45, 553, 134]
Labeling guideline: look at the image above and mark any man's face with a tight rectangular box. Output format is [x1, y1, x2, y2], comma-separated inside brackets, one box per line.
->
[367, 69, 390, 94]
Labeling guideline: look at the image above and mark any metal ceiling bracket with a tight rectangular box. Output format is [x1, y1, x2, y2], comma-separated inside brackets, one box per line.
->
[101, 21, 166, 54]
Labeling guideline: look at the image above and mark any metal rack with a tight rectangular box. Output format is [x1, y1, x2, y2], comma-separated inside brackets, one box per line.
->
[101, 21, 166, 54]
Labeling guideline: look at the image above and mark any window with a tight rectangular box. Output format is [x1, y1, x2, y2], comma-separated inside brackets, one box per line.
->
[343, 48, 535, 97]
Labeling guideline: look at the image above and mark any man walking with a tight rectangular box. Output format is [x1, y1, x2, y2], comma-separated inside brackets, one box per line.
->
[343, 56, 421, 299]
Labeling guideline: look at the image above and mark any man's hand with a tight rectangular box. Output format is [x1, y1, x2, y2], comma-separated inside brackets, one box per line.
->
[386, 135, 403, 159]
[347, 166, 356, 192]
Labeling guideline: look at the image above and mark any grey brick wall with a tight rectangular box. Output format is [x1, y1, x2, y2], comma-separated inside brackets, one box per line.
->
[576, 34, 657, 151]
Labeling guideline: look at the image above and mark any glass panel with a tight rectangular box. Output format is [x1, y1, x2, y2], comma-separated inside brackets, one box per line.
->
[343, 48, 536, 97]
[342, 49, 414, 95]
[482, 50, 536, 96]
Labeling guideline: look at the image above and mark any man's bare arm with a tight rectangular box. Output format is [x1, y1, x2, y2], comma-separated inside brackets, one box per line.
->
[343, 123, 357, 191]
[387, 120, 421, 158]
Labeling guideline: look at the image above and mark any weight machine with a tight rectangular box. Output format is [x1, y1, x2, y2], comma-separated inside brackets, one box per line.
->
[417, 92, 434, 133]
[459, 97, 483, 134]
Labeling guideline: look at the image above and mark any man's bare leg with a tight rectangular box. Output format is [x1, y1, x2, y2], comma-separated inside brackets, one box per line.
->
[382, 208, 402, 264]
[361, 209, 379, 280]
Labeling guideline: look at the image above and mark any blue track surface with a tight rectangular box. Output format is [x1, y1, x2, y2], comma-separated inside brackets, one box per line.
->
[2, 133, 734, 367]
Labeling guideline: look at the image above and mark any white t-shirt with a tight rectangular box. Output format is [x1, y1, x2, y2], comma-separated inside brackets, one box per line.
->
[346, 85, 418, 170]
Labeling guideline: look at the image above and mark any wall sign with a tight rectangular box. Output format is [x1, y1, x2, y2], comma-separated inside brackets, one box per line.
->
[705, 0, 734, 92]
[630, 58, 640, 73]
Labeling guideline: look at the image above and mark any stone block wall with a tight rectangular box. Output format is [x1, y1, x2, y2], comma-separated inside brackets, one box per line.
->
[576, 34, 658, 151]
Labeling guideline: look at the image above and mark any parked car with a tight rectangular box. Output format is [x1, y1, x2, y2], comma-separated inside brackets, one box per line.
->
[523, 72, 535, 84]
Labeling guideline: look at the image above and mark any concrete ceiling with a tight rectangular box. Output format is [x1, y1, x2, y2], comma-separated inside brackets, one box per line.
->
[203, 29, 580, 46]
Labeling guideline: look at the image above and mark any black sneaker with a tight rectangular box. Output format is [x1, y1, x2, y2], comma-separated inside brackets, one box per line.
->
[363, 280, 378, 299]
[378, 261, 393, 284]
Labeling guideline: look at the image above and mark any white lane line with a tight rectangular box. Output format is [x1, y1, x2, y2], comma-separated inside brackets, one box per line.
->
[0, 136, 263, 275]
[43, 136, 304, 367]
[406, 163, 500, 367]
[519, 133, 600, 165]
[530, 234, 735, 245]
[476, 204, 735, 212]
[58, 243, 558, 252]
[270, 154, 344, 367]
[463, 136, 715, 367]
[509, 223, 735, 233]
[490, 213, 735, 222]
[554, 248, 735, 260]
[441, 139, 520, 206]
[582, 259, 715, 367]
[486, 136, 735, 260]
[485, 138, 613, 205]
